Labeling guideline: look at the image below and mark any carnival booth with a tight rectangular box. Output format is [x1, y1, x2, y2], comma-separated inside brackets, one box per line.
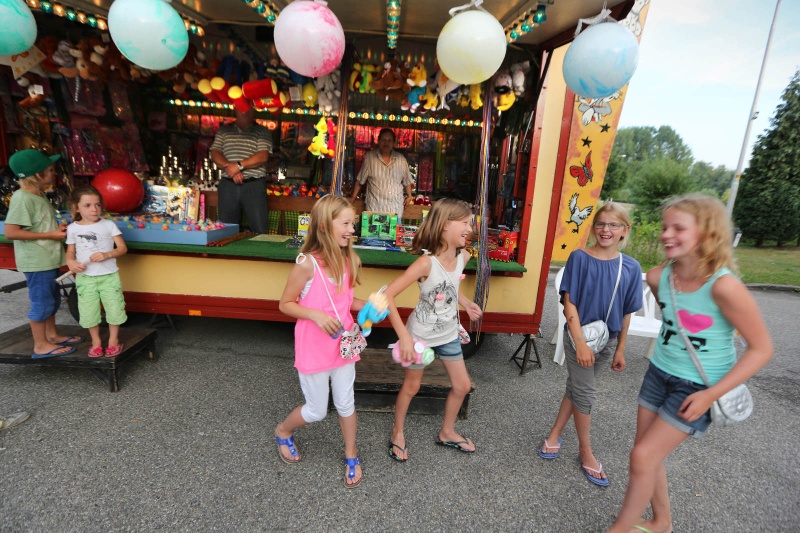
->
[0, 0, 651, 365]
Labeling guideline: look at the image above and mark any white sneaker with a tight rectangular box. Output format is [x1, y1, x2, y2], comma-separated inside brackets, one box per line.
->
[0, 411, 30, 430]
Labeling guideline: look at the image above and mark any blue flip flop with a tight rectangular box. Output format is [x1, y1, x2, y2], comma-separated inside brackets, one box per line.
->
[275, 434, 301, 464]
[344, 457, 363, 488]
[58, 335, 83, 346]
[31, 345, 76, 359]
[537, 436, 563, 460]
[581, 461, 610, 487]
[435, 437, 476, 453]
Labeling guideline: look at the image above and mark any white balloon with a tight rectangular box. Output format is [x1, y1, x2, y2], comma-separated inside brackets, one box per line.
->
[562, 23, 639, 98]
[437, 10, 507, 85]
[108, 0, 189, 71]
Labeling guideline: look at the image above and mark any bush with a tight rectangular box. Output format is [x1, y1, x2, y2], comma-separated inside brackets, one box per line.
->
[626, 221, 662, 270]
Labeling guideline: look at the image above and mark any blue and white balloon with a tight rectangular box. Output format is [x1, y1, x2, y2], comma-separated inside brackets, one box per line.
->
[108, 0, 188, 71]
[562, 22, 639, 98]
[0, 0, 37, 56]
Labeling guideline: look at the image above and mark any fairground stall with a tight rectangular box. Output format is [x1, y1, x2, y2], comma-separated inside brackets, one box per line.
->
[0, 0, 651, 365]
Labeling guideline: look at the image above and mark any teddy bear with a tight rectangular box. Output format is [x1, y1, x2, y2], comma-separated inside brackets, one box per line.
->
[509, 60, 530, 97]
[36, 36, 63, 78]
[401, 61, 427, 112]
[315, 68, 341, 114]
[469, 83, 483, 110]
[103, 41, 130, 82]
[370, 59, 409, 101]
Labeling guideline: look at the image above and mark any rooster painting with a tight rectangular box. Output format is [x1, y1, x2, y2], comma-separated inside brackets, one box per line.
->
[566, 193, 593, 233]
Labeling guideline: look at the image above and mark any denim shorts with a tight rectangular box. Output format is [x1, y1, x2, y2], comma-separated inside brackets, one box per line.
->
[638, 362, 712, 438]
[24, 269, 61, 322]
[407, 337, 462, 370]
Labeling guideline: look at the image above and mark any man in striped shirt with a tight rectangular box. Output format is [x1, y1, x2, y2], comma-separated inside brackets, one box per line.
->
[210, 108, 272, 233]
[350, 128, 414, 218]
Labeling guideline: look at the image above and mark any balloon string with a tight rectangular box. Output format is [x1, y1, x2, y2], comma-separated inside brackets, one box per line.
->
[574, 6, 614, 37]
[449, 0, 484, 17]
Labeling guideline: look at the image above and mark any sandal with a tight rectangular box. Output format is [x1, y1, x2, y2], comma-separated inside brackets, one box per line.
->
[537, 436, 562, 460]
[581, 461, 610, 487]
[88, 346, 104, 358]
[388, 440, 408, 462]
[105, 344, 124, 357]
[344, 457, 363, 488]
[275, 434, 301, 464]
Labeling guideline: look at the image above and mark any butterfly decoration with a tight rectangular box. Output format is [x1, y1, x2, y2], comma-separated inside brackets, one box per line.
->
[570, 151, 593, 186]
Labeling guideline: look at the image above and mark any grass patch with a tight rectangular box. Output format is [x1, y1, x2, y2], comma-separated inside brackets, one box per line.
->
[550, 227, 800, 286]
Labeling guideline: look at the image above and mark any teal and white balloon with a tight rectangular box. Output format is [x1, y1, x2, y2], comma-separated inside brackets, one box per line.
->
[562, 22, 639, 99]
[108, 0, 188, 71]
[0, 0, 37, 56]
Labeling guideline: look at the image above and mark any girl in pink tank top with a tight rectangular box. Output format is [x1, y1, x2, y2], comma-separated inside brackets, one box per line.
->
[274, 195, 367, 488]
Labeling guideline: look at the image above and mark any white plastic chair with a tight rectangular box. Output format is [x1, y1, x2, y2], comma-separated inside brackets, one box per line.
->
[551, 270, 662, 365]
[551, 268, 567, 365]
[628, 273, 661, 359]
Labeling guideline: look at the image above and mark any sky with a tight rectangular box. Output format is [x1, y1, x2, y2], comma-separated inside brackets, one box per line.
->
[618, 0, 800, 170]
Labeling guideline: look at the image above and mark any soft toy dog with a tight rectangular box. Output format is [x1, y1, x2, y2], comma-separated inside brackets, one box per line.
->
[509, 61, 530, 97]
[370, 59, 409, 101]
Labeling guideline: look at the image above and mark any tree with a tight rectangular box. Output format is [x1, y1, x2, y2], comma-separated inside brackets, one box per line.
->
[603, 126, 694, 199]
[689, 161, 733, 198]
[629, 158, 693, 223]
[733, 70, 800, 246]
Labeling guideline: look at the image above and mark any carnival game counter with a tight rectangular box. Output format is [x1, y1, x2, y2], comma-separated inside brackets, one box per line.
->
[0, 236, 534, 334]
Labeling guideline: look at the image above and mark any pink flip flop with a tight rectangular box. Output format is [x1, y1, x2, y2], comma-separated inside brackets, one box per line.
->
[105, 344, 124, 357]
[88, 346, 104, 358]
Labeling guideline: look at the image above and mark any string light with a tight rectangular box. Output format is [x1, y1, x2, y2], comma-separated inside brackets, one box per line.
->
[240, 0, 279, 24]
[347, 110, 481, 128]
[504, 1, 551, 43]
[27, 1, 204, 36]
[386, 0, 401, 49]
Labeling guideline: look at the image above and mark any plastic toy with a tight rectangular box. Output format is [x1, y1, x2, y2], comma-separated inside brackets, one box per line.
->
[357, 287, 389, 337]
[390, 340, 435, 367]
[91, 169, 144, 213]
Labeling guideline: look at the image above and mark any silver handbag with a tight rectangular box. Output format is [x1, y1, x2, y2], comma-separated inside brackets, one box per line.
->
[568, 255, 622, 354]
[669, 270, 754, 427]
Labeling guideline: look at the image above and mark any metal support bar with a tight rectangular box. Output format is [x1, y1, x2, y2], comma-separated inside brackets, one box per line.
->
[509, 333, 541, 375]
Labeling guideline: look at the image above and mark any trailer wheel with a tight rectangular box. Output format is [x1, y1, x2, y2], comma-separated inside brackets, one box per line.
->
[66, 284, 80, 323]
[461, 333, 486, 360]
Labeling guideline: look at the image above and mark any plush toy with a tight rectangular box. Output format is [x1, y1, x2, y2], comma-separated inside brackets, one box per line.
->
[433, 68, 460, 111]
[302, 82, 318, 107]
[370, 59, 409, 101]
[420, 86, 439, 113]
[104, 41, 130, 82]
[402, 61, 427, 112]
[509, 60, 530, 97]
[36, 36, 62, 78]
[389, 339, 435, 367]
[315, 68, 341, 114]
[326, 118, 337, 156]
[16, 76, 44, 109]
[456, 85, 470, 107]
[494, 70, 515, 111]
[308, 117, 333, 158]
[469, 83, 483, 110]
[357, 289, 389, 337]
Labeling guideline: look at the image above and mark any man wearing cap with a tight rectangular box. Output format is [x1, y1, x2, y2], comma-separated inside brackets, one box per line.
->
[209, 107, 272, 233]
[4, 149, 81, 358]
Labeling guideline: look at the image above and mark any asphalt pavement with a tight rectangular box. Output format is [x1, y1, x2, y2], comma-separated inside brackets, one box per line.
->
[1, 268, 798, 532]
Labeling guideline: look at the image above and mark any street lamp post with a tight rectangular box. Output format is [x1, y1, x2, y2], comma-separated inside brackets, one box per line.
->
[726, 0, 782, 219]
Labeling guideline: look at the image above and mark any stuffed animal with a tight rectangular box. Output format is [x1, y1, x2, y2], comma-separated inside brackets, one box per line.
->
[469, 83, 483, 110]
[456, 85, 470, 107]
[433, 68, 460, 111]
[16, 76, 44, 109]
[308, 117, 333, 158]
[326, 118, 337, 157]
[509, 60, 530, 97]
[104, 41, 130, 82]
[402, 61, 427, 112]
[370, 59, 409, 101]
[36, 36, 62, 78]
[420, 86, 439, 113]
[302, 82, 318, 107]
[494, 70, 515, 111]
[315, 68, 341, 114]
[357, 289, 389, 336]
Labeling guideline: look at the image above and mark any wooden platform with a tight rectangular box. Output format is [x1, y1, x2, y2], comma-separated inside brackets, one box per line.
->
[0, 325, 158, 392]
[353, 348, 475, 419]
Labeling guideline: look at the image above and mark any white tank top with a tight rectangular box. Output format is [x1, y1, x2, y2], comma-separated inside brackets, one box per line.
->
[406, 253, 465, 347]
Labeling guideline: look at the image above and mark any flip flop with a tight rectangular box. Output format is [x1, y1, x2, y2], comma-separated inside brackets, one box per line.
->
[435, 437, 475, 453]
[633, 527, 653, 533]
[581, 462, 610, 487]
[388, 440, 408, 462]
[275, 434, 301, 464]
[88, 346, 104, 358]
[104, 344, 124, 357]
[537, 436, 563, 460]
[31, 345, 75, 359]
[344, 457, 363, 488]
[58, 335, 83, 346]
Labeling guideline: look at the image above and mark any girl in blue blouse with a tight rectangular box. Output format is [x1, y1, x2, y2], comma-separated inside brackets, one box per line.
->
[606, 195, 773, 533]
[538, 203, 643, 487]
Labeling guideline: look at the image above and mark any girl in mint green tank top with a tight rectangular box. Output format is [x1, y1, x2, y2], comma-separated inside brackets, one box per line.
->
[607, 195, 773, 533]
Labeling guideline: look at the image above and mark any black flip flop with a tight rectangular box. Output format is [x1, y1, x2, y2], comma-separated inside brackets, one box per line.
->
[435, 437, 475, 453]
[388, 440, 408, 462]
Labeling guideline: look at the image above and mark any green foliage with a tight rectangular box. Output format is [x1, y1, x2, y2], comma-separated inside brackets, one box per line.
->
[688, 161, 732, 198]
[625, 221, 662, 270]
[733, 70, 800, 246]
[629, 158, 693, 223]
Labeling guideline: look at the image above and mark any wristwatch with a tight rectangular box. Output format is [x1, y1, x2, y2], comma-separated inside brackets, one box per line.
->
[236, 161, 244, 171]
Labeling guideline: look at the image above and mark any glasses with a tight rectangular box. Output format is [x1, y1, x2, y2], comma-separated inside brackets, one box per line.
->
[594, 222, 626, 230]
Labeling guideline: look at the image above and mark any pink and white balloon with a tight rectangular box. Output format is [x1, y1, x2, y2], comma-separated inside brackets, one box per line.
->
[274, 0, 345, 78]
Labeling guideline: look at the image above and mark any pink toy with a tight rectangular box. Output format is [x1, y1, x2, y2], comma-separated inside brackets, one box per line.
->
[390, 340, 435, 367]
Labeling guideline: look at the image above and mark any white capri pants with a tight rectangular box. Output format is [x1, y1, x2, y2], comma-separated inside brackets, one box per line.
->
[298, 362, 357, 423]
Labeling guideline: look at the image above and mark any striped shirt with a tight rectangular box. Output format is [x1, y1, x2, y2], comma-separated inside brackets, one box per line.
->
[210, 122, 272, 180]
[356, 150, 414, 217]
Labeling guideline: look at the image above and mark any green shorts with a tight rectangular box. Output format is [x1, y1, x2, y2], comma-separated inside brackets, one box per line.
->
[76, 271, 127, 328]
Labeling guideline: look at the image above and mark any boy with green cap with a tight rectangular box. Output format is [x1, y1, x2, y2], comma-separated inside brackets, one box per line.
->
[4, 149, 82, 358]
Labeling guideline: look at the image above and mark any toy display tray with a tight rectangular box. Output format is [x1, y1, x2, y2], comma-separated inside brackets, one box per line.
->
[112, 220, 240, 246]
